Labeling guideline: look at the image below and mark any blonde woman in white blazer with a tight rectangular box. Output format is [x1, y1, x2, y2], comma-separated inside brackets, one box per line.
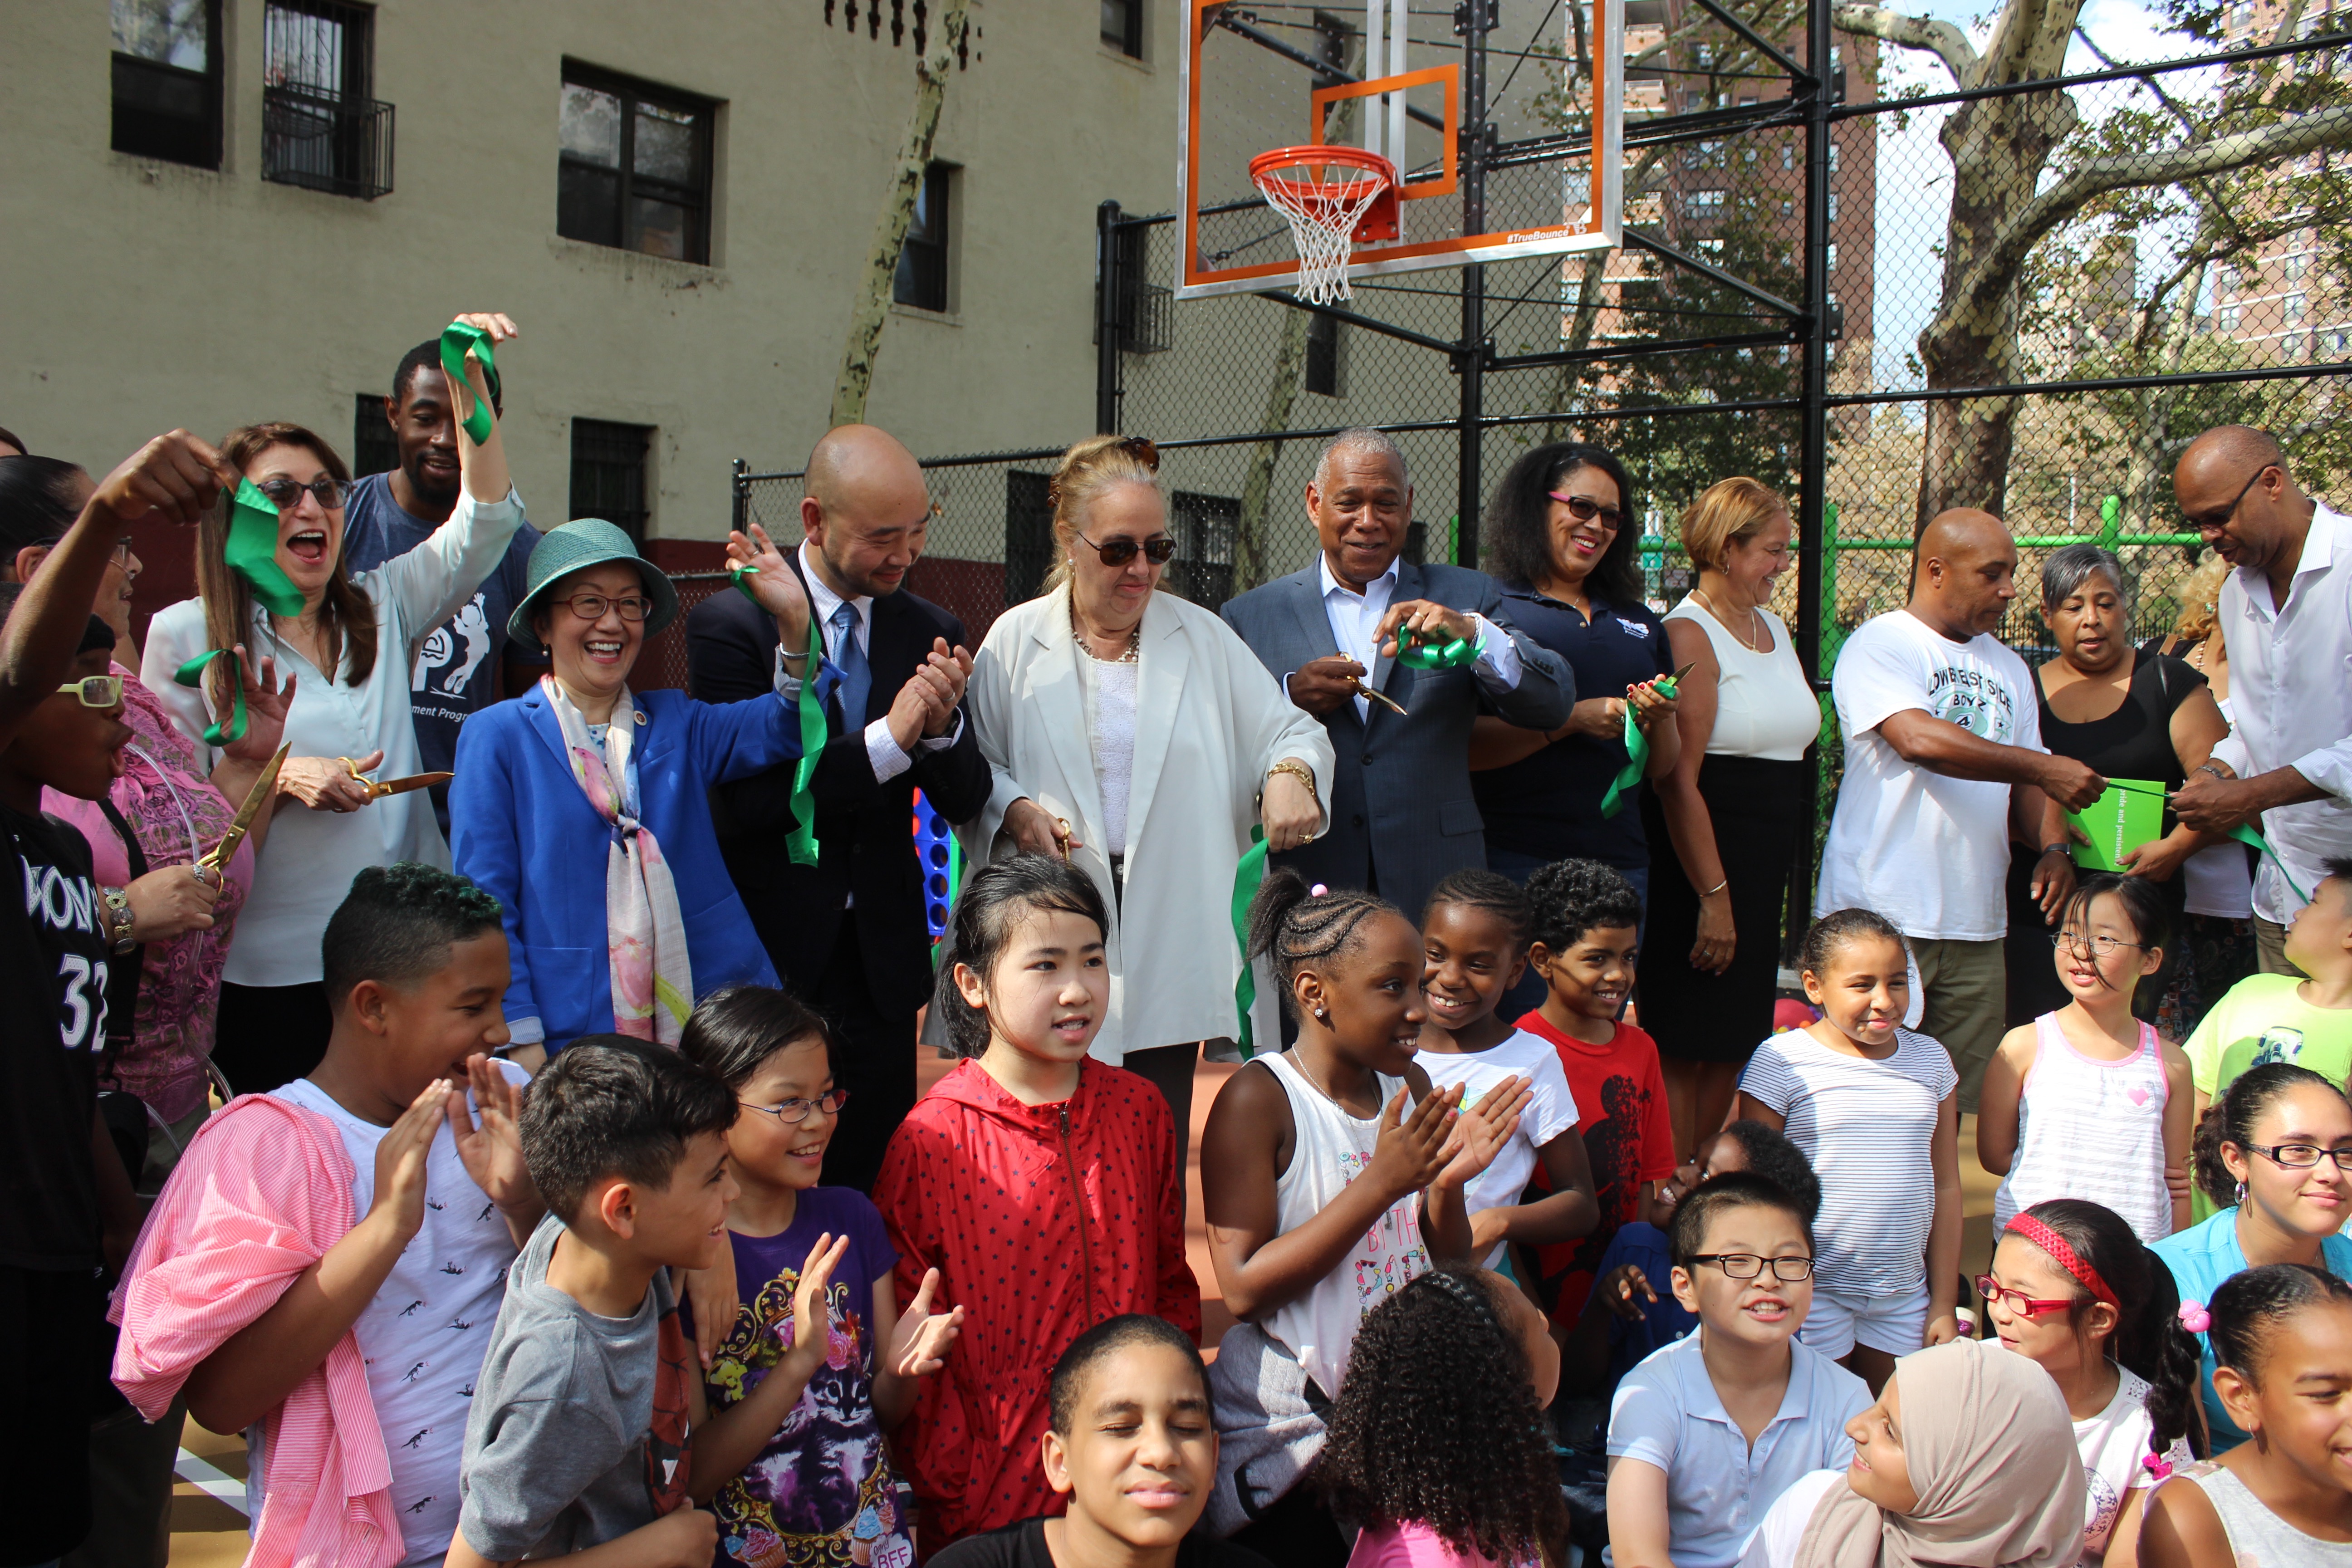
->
[959, 435, 1333, 1142]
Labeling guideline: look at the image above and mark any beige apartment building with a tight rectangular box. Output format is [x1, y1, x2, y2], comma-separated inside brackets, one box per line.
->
[3, 0, 1178, 599]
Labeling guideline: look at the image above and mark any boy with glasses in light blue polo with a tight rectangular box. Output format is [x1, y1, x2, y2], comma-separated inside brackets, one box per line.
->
[1602, 1172, 1872, 1568]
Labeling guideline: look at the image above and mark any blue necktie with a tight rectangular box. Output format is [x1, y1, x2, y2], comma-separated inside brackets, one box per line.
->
[829, 601, 871, 732]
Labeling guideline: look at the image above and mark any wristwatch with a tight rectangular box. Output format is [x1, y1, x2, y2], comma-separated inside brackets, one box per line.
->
[2041, 842, 2073, 860]
[99, 886, 137, 954]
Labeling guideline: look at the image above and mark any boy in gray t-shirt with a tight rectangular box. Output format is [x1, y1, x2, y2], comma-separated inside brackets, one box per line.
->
[450, 1039, 740, 1568]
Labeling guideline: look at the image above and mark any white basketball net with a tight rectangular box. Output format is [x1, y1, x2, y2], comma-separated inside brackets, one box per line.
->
[1254, 169, 1388, 305]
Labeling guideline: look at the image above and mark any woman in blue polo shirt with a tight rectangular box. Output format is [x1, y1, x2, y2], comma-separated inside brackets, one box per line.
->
[1471, 443, 1678, 1011]
[2150, 1061, 2352, 1452]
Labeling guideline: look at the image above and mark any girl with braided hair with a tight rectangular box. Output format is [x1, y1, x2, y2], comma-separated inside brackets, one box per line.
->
[1320, 1266, 1568, 1567]
[1199, 868, 1529, 1568]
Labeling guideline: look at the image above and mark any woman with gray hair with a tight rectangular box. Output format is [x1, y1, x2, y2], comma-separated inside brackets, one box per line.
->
[2002, 542, 2229, 1020]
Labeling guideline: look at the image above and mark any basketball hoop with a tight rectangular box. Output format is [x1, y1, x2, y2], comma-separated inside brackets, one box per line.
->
[1249, 146, 1400, 305]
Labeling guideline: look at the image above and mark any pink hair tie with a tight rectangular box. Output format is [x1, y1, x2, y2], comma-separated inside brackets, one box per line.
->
[2143, 1453, 2175, 1483]
[2179, 1300, 2212, 1334]
[1309, 883, 1329, 897]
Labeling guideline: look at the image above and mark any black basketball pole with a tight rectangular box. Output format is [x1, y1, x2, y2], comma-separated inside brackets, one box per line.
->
[1097, 200, 1126, 436]
[1456, 0, 1492, 569]
[1788, 0, 1833, 960]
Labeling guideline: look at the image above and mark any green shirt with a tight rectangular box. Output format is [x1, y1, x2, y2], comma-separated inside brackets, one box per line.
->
[2184, 972, 2352, 1221]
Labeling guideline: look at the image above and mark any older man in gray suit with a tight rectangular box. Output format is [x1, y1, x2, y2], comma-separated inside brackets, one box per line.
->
[1222, 428, 1574, 921]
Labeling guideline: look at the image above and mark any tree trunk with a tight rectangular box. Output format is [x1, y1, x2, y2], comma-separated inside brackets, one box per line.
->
[2123, 260, 2208, 528]
[830, 0, 972, 429]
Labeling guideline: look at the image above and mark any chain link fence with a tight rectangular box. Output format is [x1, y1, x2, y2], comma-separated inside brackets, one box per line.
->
[716, 8, 2352, 941]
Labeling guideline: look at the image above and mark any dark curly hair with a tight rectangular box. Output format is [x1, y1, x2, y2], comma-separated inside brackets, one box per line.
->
[1245, 867, 1402, 1022]
[1481, 442, 1641, 604]
[1524, 858, 1639, 957]
[2008, 1200, 2205, 1462]
[320, 862, 505, 1010]
[1421, 867, 1533, 953]
[1798, 907, 1907, 978]
[2191, 1062, 2346, 1208]
[2209, 1262, 2352, 1384]
[1714, 1120, 1822, 1224]
[1317, 1268, 1568, 1563]
[931, 854, 1109, 1057]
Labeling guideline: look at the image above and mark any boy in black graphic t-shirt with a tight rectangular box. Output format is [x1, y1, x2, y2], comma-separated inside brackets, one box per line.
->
[0, 430, 233, 1567]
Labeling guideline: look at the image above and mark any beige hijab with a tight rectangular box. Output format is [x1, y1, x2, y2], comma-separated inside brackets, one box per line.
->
[1795, 1339, 2085, 1568]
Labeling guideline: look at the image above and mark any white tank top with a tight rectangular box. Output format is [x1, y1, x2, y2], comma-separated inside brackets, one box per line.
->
[1258, 1053, 1433, 1395]
[2182, 694, 2255, 919]
[2179, 1461, 2352, 1563]
[1993, 1012, 2174, 1243]
[1664, 598, 1820, 760]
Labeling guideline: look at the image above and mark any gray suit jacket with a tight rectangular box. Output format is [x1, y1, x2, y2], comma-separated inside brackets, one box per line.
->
[1221, 559, 1574, 921]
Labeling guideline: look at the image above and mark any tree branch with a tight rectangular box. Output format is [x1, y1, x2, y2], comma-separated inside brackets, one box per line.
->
[1936, 103, 2352, 346]
[1833, 5, 1979, 84]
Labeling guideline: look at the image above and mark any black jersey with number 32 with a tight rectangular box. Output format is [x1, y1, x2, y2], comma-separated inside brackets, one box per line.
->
[0, 805, 111, 1271]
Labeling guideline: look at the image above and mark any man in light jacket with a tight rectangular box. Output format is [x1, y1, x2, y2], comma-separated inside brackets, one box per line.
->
[1221, 427, 1573, 924]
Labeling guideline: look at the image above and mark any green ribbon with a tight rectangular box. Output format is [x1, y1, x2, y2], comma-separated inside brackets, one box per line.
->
[1230, 827, 1269, 1058]
[173, 647, 246, 747]
[1394, 627, 1479, 669]
[1599, 674, 1681, 819]
[438, 321, 500, 445]
[2094, 779, 2309, 904]
[225, 476, 305, 617]
[732, 563, 828, 865]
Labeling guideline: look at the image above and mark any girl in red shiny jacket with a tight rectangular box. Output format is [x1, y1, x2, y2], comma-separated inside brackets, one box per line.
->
[873, 855, 1201, 1553]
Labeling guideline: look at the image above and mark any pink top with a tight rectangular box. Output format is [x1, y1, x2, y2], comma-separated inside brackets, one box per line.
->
[1346, 1521, 1517, 1568]
[112, 1093, 402, 1568]
[42, 666, 253, 1121]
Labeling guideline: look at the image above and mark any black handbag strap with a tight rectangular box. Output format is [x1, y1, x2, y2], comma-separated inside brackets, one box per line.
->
[93, 796, 148, 1082]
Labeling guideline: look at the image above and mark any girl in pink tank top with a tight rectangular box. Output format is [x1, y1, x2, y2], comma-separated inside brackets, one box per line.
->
[1978, 875, 2195, 1243]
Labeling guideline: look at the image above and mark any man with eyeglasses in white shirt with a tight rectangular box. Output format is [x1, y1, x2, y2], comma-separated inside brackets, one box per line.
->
[2170, 425, 2352, 973]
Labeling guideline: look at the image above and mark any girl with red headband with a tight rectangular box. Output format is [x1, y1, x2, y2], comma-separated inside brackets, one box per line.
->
[1980, 1199, 2203, 1566]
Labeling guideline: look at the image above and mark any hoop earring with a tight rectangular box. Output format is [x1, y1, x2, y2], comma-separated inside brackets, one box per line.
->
[2235, 1179, 2249, 1207]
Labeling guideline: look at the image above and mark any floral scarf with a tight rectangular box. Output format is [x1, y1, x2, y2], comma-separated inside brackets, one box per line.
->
[540, 675, 693, 1044]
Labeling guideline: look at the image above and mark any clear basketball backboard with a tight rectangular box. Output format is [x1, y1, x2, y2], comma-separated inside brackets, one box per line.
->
[1176, 0, 1623, 302]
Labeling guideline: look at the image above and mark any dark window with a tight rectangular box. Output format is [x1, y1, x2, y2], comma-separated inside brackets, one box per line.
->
[894, 164, 953, 313]
[262, 2, 393, 200]
[1166, 490, 1238, 608]
[1102, 0, 1144, 57]
[570, 419, 653, 544]
[111, 0, 222, 168]
[1305, 312, 1344, 397]
[559, 64, 715, 264]
[1004, 470, 1054, 607]
[352, 393, 399, 479]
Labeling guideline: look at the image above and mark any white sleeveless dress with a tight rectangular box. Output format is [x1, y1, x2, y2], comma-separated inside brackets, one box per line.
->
[1993, 1011, 2175, 1242]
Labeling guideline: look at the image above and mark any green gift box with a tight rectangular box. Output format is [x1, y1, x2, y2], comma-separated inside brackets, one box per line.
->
[2067, 779, 2164, 873]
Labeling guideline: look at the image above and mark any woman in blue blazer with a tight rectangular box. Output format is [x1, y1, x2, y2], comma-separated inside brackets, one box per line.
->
[450, 516, 814, 1066]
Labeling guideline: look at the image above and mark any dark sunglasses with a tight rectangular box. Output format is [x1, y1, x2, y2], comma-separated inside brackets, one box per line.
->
[1117, 436, 1161, 471]
[254, 475, 350, 511]
[1548, 490, 1624, 531]
[1077, 531, 1177, 566]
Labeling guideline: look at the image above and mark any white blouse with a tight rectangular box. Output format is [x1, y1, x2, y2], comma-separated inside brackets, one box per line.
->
[142, 487, 527, 988]
[1666, 597, 1820, 761]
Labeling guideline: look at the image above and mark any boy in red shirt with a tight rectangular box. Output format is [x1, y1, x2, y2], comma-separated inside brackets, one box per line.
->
[1515, 859, 1676, 1326]
[873, 858, 1198, 1553]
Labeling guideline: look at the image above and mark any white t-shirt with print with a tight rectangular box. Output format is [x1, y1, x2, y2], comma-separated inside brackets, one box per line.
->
[271, 1065, 530, 1566]
[2073, 1364, 2190, 1564]
[1815, 609, 2046, 941]
[1416, 1029, 1581, 1267]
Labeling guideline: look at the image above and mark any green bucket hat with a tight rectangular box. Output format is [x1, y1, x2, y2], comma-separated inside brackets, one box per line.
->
[507, 518, 681, 655]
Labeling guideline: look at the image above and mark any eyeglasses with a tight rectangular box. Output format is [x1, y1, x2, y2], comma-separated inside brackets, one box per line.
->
[1686, 1253, 1817, 1281]
[2244, 1141, 2352, 1171]
[737, 1089, 850, 1126]
[1548, 490, 1624, 531]
[1975, 1275, 2078, 1318]
[1076, 531, 1178, 567]
[2184, 464, 2274, 533]
[252, 475, 351, 512]
[559, 593, 654, 622]
[55, 675, 123, 708]
[2048, 931, 2146, 957]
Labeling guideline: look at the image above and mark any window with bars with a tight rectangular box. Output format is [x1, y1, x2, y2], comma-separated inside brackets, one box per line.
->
[262, 1, 393, 200]
[559, 64, 716, 264]
[112, 0, 222, 168]
[894, 163, 954, 313]
[352, 393, 399, 479]
[570, 419, 654, 544]
[1101, 0, 1144, 58]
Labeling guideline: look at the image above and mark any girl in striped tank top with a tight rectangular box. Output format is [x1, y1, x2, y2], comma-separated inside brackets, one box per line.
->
[1979, 874, 2195, 1244]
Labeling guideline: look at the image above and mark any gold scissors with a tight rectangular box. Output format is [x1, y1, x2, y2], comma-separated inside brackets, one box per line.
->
[342, 757, 455, 799]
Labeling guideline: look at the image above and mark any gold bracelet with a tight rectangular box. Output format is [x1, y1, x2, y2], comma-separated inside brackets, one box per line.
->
[1265, 759, 1316, 794]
